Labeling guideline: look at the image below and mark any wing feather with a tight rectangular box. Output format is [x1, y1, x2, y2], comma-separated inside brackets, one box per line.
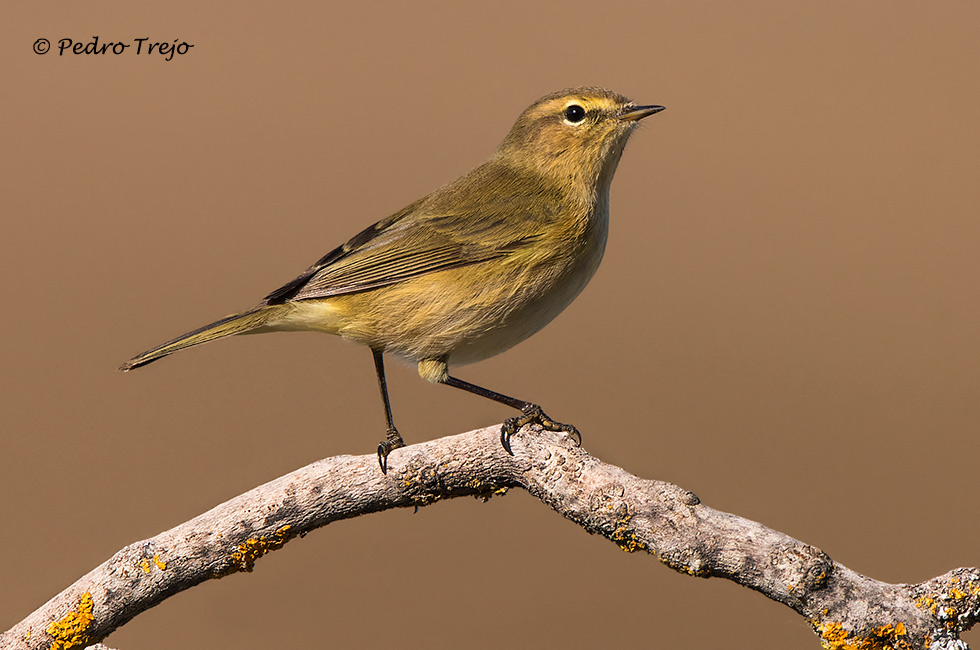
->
[261, 161, 564, 304]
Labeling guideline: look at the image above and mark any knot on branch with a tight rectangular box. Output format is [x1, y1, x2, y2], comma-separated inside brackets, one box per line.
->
[779, 544, 835, 598]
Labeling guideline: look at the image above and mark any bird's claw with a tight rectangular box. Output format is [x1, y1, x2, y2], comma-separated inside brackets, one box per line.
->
[500, 404, 581, 454]
[377, 426, 405, 474]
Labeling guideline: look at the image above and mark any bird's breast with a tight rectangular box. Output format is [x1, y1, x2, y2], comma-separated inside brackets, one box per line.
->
[441, 199, 609, 365]
[319, 199, 610, 367]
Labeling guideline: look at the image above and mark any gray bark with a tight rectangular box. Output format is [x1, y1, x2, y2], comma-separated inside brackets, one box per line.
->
[2, 425, 977, 650]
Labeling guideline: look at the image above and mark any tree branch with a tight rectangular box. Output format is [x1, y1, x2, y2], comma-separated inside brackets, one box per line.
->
[2, 426, 977, 650]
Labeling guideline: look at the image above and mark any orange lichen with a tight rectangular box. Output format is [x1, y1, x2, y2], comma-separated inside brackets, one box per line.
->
[913, 581, 978, 629]
[46, 592, 95, 650]
[477, 486, 510, 502]
[915, 595, 937, 613]
[140, 554, 167, 574]
[226, 526, 293, 573]
[813, 620, 910, 650]
[818, 622, 850, 648]
[610, 516, 647, 553]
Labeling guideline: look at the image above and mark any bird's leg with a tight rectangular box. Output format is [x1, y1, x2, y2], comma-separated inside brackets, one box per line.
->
[441, 375, 581, 454]
[373, 349, 404, 473]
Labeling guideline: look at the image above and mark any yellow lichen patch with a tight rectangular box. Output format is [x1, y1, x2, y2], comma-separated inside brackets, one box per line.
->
[476, 486, 509, 502]
[226, 526, 293, 574]
[914, 583, 976, 628]
[818, 622, 850, 649]
[409, 493, 442, 507]
[140, 555, 167, 573]
[46, 592, 95, 650]
[872, 623, 907, 639]
[915, 595, 937, 613]
[610, 516, 647, 553]
[813, 620, 911, 650]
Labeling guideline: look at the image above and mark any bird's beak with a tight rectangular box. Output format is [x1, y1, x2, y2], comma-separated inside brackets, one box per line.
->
[619, 105, 666, 122]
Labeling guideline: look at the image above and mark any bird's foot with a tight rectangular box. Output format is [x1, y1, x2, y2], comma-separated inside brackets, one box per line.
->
[500, 404, 581, 454]
[377, 426, 405, 474]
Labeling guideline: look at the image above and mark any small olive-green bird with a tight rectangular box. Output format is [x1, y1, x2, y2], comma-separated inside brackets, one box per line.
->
[122, 87, 663, 471]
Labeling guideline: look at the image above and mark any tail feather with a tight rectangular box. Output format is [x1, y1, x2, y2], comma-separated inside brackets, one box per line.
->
[120, 306, 283, 371]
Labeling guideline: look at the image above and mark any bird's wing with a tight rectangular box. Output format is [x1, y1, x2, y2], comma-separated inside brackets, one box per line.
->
[262, 164, 561, 304]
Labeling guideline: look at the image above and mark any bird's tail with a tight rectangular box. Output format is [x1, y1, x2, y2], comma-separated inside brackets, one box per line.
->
[120, 305, 288, 371]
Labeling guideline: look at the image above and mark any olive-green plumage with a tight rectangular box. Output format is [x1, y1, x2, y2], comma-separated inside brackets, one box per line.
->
[122, 87, 664, 470]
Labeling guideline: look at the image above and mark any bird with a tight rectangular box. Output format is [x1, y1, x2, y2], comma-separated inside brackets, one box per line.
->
[121, 86, 664, 472]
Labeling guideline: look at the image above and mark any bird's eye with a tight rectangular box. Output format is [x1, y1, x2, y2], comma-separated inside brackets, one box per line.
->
[563, 104, 586, 124]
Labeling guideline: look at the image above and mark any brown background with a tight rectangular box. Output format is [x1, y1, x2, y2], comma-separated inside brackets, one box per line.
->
[2, 2, 978, 648]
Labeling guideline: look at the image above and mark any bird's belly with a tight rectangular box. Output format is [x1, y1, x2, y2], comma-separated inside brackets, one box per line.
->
[443, 260, 595, 366]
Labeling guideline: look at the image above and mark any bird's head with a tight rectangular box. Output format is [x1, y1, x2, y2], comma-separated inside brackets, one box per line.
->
[496, 87, 664, 192]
